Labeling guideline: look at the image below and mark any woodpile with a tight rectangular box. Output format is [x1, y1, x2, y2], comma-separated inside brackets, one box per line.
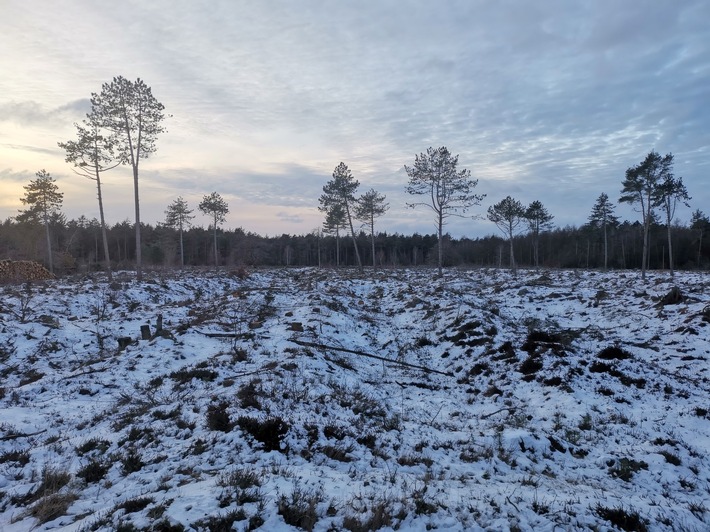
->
[0, 260, 55, 283]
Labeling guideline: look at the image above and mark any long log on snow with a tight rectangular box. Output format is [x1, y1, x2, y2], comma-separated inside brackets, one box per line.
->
[291, 339, 452, 377]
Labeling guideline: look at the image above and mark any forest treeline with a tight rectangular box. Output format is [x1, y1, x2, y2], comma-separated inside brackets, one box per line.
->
[1, 214, 708, 273]
[6, 76, 709, 277]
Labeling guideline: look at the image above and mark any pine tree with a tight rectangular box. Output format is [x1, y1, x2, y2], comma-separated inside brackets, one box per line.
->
[653, 168, 690, 277]
[164, 197, 195, 268]
[319, 162, 363, 272]
[487, 196, 526, 275]
[355, 189, 389, 269]
[588, 193, 619, 270]
[91, 76, 166, 280]
[17, 170, 64, 273]
[620, 151, 672, 280]
[59, 116, 120, 280]
[405, 146, 484, 276]
[198, 192, 229, 268]
[525, 201, 554, 269]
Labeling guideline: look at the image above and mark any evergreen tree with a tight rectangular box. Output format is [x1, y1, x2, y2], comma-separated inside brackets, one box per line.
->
[319, 162, 363, 272]
[588, 193, 619, 270]
[355, 188, 389, 269]
[653, 167, 690, 278]
[59, 116, 120, 280]
[487, 196, 526, 275]
[90, 76, 166, 281]
[405, 146, 484, 276]
[525, 200, 554, 269]
[322, 203, 347, 267]
[620, 150, 672, 280]
[17, 170, 64, 273]
[690, 210, 710, 268]
[164, 197, 195, 268]
[198, 192, 229, 268]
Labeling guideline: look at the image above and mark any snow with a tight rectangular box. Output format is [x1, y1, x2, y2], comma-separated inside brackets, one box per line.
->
[0, 267, 709, 531]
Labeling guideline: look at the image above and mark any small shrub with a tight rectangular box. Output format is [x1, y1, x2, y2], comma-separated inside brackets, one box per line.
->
[26, 492, 78, 525]
[597, 345, 632, 360]
[658, 450, 681, 466]
[237, 416, 289, 452]
[206, 401, 232, 432]
[118, 496, 154, 513]
[277, 484, 323, 532]
[192, 508, 247, 530]
[76, 438, 111, 456]
[0, 448, 30, 465]
[321, 443, 355, 462]
[519, 355, 543, 375]
[237, 379, 262, 410]
[169, 367, 218, 385]
[594, 504, 648, 532]
[121, 448, 144, 475]
[608, 457, 648, 482]
[77, 459, 110, 483]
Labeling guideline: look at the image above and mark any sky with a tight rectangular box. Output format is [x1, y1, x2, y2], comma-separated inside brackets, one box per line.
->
[1, 0, 708, 238]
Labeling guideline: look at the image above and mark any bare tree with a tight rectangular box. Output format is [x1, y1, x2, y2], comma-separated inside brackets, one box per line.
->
[405, 146, 484, 276]
[487, 196, 526, 275]
[199, 192, 229, 268]
[59, 117, 120, 280]
[355, 188, 389, 269]
[90, 76, 166, 281]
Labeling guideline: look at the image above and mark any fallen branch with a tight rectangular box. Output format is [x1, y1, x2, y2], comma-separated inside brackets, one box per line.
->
[291, 339, 452, 376]
[0, 429, 47, 441]
[480, 406, 517, 419]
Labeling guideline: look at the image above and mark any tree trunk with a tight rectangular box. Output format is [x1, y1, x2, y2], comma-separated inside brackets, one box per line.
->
[345, 202, 363, 272]
[133, 165, 142, 281]
[603, 222, 608, 270]
[370, 216, 376, 269]
[179, 226, 185, 268]
[212, 224, 219, 268]
[666, 209, 674, 278]
[95, 170, 112, 281]
[437, 211, 443, 276]
[44, 215, 54, 274]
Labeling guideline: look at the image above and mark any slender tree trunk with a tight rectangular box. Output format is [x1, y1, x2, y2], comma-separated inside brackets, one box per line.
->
[698, 229, 704, 268]
[508, 221, 516, 276]
[603, 222, 608, 270]
[345, 202, 363, 272]
[437, 210, 444, 276]
[94, 170, 113, 281]
[336, 229, 340, 267]
[665, 208, 674, 278]
[44, 215, 54, 274]
[179, 226, 185, 268]
[370, 216, 376, 269]
[132, 165, 142, 281]
[212, 224, 219, 268]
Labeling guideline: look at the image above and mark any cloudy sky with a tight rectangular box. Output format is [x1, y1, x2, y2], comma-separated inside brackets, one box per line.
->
[1, 0, 708, 237]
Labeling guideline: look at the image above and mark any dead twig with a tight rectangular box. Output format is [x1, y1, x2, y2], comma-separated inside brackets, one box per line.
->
[291, 339, 452, 376]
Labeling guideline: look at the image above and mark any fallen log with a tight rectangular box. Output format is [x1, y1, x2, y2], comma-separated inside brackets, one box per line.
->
[291, 339, 452, 377]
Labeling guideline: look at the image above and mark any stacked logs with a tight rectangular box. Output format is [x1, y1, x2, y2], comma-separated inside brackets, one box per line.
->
[0, 260, 55, 283]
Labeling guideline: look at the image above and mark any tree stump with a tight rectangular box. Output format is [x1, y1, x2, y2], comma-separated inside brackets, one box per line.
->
[141, 324, 152, 340]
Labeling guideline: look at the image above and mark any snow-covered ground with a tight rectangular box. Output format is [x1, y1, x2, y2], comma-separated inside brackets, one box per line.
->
[0, 267, 708, 531]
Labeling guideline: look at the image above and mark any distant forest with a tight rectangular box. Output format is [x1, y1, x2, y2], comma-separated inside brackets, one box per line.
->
[1, 215, 708, 273]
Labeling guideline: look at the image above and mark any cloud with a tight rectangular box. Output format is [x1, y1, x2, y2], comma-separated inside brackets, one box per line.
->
[0, 99, 90, 126]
